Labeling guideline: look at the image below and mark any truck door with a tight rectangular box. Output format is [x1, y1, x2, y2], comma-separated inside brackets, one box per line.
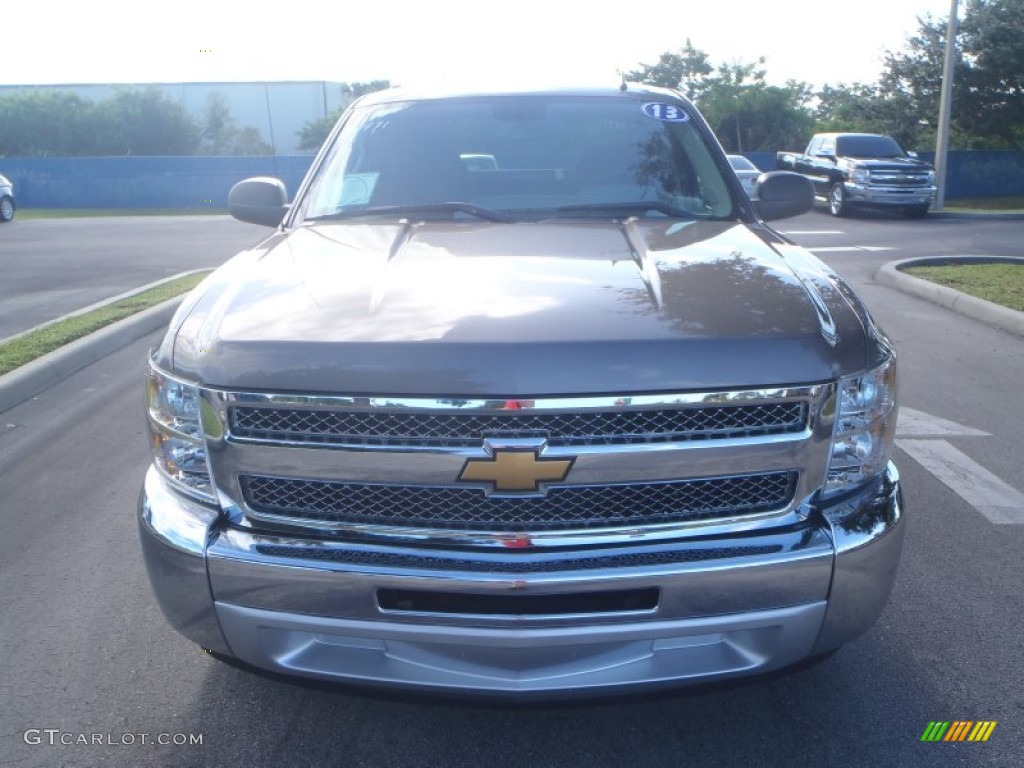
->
[807, 136, 835, 196]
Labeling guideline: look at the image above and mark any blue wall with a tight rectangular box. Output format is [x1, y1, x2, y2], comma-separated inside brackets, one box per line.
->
[743, 151, 1024, 200]
[2, 151, 1022, 209]
[917, 151, 1024, 200]
[742, 153, 778, 175]
[2, 156, 314, 209]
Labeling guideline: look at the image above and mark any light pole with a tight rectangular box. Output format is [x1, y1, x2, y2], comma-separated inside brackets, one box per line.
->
[933, 0, 959, 211]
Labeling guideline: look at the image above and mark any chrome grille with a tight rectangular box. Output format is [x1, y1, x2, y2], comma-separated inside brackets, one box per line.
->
[240, 472, 797, 532]
[870, 171, 930, 187]
[229, 402, 806, 447]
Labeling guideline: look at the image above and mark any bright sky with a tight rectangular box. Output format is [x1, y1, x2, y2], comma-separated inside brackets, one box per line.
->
[8, 0, 957, 90]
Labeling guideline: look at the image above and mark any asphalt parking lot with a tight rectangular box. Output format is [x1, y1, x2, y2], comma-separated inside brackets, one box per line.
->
[0, 215, 266, 340]
[1, 211, 1022, 767]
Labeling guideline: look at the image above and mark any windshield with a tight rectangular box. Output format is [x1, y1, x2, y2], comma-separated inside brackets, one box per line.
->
[297, 94, 736, 222]
[835, 135, 905, 158]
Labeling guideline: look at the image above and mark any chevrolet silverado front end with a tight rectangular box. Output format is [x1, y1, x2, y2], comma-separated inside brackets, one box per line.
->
[139, 85, 903, 699]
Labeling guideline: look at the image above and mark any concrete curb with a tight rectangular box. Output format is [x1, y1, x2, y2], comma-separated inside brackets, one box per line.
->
[877, 255, 1024, 338]
[0, 269, 208, 346]
[0, 296, 183, 414]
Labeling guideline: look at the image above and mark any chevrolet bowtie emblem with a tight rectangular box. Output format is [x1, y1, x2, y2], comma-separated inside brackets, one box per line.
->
[459, 449, 574, 493]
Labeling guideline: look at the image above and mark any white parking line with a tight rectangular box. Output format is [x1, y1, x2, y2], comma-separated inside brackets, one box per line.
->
[778, 230, 846, 235]
[897, 408, 990, 438]
[808, 246, 897, 253]
[897, 439, 1024, 524]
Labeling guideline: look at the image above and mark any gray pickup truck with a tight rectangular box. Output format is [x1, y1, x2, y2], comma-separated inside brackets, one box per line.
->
[140, 85, 904, 699]
[777, 133, 936, 217]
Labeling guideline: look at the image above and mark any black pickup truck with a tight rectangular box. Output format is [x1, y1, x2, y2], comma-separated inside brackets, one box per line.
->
[777, 133, 936, 217]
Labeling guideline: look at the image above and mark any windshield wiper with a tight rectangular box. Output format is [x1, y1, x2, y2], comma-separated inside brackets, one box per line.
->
[307, 203, 514, 223]
[553, 202, 697, 219]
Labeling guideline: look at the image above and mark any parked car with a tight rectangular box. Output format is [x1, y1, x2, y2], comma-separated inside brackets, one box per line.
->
[0, 174, 14, 222]
[139, 84, 903, 700]
[727, 154, 760, 198]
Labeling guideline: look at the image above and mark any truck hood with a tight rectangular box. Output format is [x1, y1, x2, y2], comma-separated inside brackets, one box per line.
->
[841, 156, 934, 172]
[166, 219, 869, 395]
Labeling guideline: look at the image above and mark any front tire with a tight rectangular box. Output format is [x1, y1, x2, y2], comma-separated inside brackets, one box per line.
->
[0, 196, 13, 222]
[903, 204, 929, 219]
[828, 183, 848, 217]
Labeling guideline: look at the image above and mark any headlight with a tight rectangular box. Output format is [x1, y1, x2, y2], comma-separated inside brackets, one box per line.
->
[146, 360, 219, 503]
[926, 170, 936, 184]
[849, 168, 870, 185]
[824, 356, 898, 496]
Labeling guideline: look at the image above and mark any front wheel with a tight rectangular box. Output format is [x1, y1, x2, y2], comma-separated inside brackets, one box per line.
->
[828, 183, 848, 217]
[903, 205, 929, 219]
[0, 196, 13, 222]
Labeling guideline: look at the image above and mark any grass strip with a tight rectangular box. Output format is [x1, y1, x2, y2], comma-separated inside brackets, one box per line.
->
[904, 263, 1024, 312]
[0, 272, 211, 375]
[944, 197, 1024, 212]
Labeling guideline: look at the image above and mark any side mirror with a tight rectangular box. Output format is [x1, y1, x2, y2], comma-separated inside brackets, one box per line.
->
[753, 172, 814, 221]
[229, 177, 288, 227]
[906, 150, 919, 159]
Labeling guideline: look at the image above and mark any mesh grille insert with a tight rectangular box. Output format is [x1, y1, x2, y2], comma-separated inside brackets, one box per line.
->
[241, 472, 796, 532]
[252, 543, 786, 572]
[871, 172, 931, 187]
[230, 402, 806, 447]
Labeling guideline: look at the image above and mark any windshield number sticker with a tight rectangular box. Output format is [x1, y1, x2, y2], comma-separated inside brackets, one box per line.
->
[642, 103, 690, 122]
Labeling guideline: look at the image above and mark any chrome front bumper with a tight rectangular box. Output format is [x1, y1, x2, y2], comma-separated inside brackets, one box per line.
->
[844, 182, 936, 207]
[138, 463, 904, 698]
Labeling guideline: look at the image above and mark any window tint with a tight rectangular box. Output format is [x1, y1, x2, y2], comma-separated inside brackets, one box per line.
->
[835, 135, 903, 158]
[300, 95, 735, 221]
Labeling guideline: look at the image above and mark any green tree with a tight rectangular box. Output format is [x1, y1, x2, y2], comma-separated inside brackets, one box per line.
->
[91, 88, 200, 155]
[623, 40, 714, 101]
[200, 93, 236, 155]
[199, 94, 271, 155]
[878, 0, 1024, 149]
[813, 83, 931, 149]
[618, 41, 716, 101]
[957, 0, 1024, 148]
[297, 80, 391, 151]
[697, 63, 814, 153]
[230, 127, 273, 155]
[297, 111, 344, 151]
[877, 15, 950, 144]
[627, 46, 814, 152]
[0, 89, 201, 156]
[0, 92, 96, 156]
[0, 87, 274, 156]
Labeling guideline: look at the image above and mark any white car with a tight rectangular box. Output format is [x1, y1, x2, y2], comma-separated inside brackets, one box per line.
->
[0, 174, 14, 222]
[727, 155, 760, 198]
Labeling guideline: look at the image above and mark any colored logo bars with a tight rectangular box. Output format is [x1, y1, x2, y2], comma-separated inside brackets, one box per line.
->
[921, 721, 997, 742]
